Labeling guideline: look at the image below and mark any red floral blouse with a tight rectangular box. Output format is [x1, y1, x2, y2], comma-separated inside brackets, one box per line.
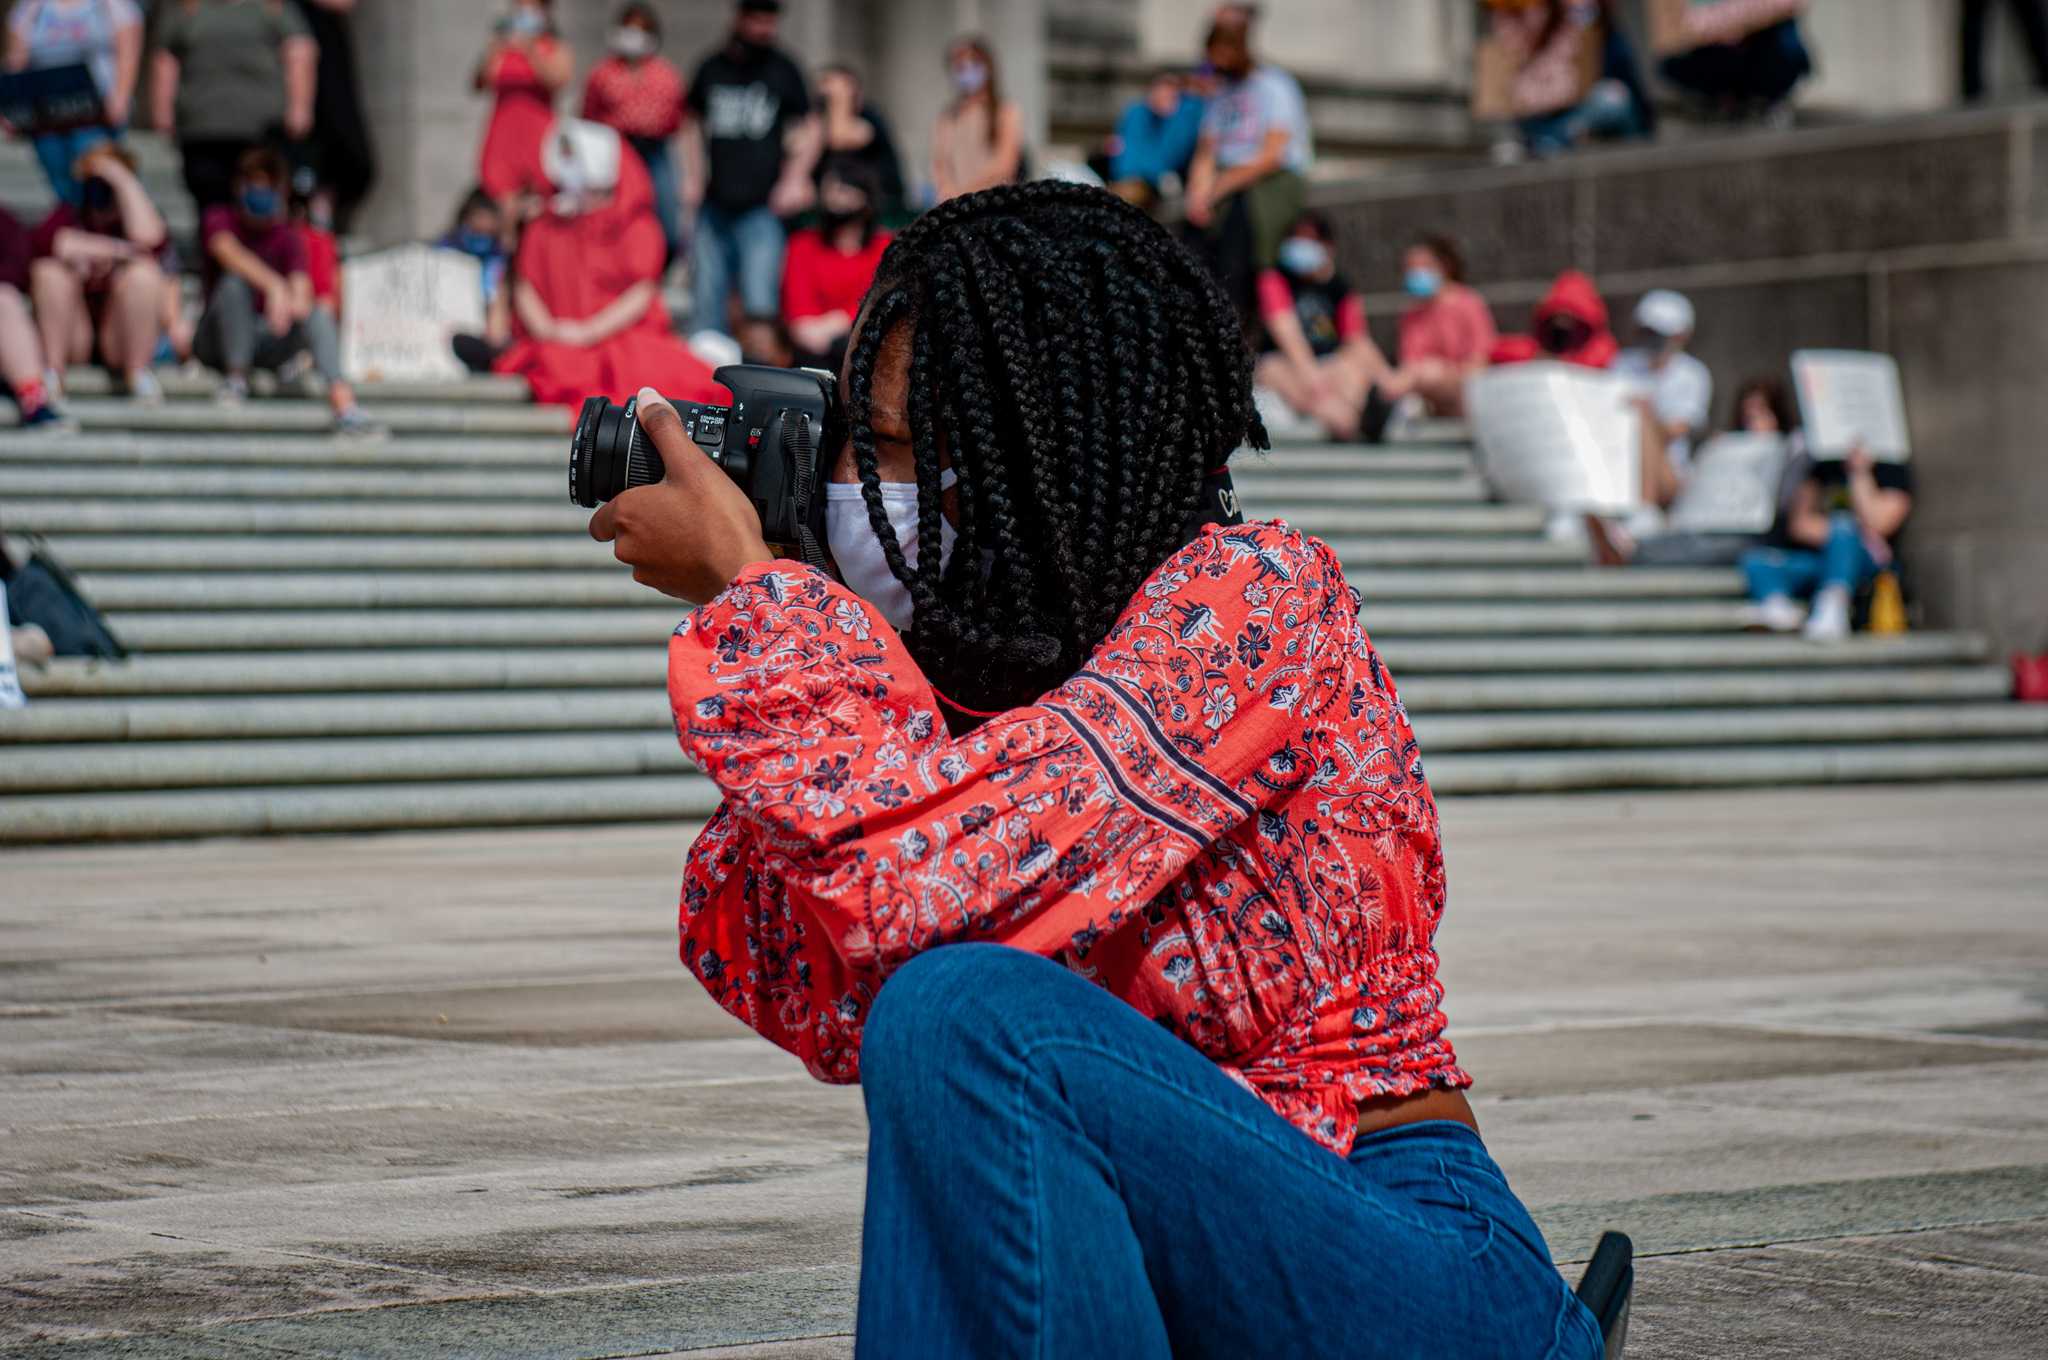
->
[670, 520, 1469, 1154]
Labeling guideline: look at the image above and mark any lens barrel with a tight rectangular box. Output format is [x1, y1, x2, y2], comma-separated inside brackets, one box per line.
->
[569, 396, 666, 508]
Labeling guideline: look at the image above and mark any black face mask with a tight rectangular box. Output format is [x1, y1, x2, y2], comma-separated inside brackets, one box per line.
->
[820, 207, 869, 236]
[1538, 315, 1593, 356]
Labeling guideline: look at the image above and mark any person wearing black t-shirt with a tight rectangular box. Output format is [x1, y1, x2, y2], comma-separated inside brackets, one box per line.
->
[1740, 441, 1915, 642]
[1252, 212, 1389, 442]
[681, 0, 818, 360]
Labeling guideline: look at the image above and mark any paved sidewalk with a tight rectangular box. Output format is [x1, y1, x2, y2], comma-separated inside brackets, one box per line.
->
[5, 784, 2048, 1357]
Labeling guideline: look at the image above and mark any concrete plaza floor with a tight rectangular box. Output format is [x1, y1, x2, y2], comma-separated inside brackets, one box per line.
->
[5, 783, 2048, 1358]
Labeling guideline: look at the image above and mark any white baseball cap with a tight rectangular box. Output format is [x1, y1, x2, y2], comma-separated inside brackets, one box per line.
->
[1634, 289, 1695, 337]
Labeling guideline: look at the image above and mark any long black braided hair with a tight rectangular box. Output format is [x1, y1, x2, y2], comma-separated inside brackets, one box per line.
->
[842, 180, 1268, 724]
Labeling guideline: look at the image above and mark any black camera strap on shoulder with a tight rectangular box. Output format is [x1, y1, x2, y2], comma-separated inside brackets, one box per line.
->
[1181, 466, 1244, 545]
[785, 411, 830, 571]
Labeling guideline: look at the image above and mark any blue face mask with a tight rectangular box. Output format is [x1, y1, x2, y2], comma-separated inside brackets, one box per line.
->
[1404, 266, 1443, 300]
[455, 228, 499, 258]
[239, 186, 280, 221]
[1277, 237, 1329, 277]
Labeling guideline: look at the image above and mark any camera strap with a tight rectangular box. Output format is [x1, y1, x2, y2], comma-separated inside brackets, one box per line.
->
[1181, 466, 1244, 545]
[786, 412, 830, 571]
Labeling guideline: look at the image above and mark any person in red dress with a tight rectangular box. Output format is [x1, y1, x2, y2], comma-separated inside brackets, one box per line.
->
[585, 182, 1611, 1359]
[494, 118, 719, 410]
[472, 0, 573, 208]
[580, 2, 689, 265]
[778, 157, 890, 371]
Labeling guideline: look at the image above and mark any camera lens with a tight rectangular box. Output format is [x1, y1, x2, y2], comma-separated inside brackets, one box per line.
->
[569, 397, 665, 508]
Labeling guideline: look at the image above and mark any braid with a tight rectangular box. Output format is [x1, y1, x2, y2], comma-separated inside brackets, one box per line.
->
[845, 181, 1264, 722]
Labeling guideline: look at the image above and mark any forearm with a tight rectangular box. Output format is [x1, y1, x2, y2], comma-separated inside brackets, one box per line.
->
[579, 281, 654, 343]
[54, 229, 135, 267]
[110, 174, 165, 249]
[110, 25, 142, 117]
[150, 53, 179, 130]
[283, 38, 317, 131]
[212, 239, 287, 295]
[782, 115, 822, 182]
[1210, 151, 1281, 201]
[290, 273, 314, 318]
[512, 281, 557, 340]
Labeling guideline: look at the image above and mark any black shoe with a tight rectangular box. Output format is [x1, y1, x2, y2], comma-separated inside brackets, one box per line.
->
[1575, 1231, 1633, 1358]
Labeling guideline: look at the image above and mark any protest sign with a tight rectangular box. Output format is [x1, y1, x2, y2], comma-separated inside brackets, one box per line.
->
[341, 244, 484, 383]
[1792, 350, 1911, 462]
[1467, 362, 1644, 514]
[1668, 432, 1791, 533]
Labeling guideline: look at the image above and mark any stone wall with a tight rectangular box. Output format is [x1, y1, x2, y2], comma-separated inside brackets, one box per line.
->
[1316, 107, 2048, 657]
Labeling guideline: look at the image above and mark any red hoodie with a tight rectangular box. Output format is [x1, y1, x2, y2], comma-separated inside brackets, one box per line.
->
[1488, 269, 1618, 370]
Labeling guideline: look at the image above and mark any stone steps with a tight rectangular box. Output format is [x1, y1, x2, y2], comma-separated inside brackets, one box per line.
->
[52, 399, 569, 435]
[94, 601, 1768, 651]
[70, 566, 1746, 611]
[2, 497, 1541, 538]
[56, 369, 532, 404]
[10, 737, 2048, 843]
[0, 466, 1495, 507]
[32, 531, 1596, 571]
[16, 635, 1988, 699]
[2, 671, 2019, 744]
[9, 707, 2048, 795]
[5, 381, 2036, 842]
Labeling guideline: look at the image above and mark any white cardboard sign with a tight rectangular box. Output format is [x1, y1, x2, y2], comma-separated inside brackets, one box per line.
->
[1667, 432, 1791, 534]
[1791, 350, 1911, 462]
[1466, 363, 1645, 515]
[341, 244, 485, 383]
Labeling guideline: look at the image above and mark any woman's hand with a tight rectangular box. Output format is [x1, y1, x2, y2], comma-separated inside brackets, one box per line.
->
[588, 389, 774, 603]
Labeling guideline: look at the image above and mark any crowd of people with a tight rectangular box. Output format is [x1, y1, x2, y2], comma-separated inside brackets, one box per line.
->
[0, 0, 373, 432]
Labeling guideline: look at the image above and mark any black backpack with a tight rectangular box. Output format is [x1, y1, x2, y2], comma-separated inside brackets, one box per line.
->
[0, 533, 126, 660]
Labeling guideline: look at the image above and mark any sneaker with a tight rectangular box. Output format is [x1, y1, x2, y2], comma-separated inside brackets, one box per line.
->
[215, 375, 249, 406]
[1748, 594, 1806, 633]
[41, 366, 64, 400]
[18, 402, 75, 433]
[1803, 585, 1852, 643]
[127, 369, 165, 405]
[333, 404, 383, 437]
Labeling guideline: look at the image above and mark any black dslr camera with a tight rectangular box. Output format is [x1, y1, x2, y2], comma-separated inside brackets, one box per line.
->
[570, 364, 843, 567]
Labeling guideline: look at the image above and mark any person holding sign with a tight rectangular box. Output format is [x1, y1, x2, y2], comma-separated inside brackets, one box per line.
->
[4, 0, 143, 208]
[1741, 438, 1914, 643]
[1253, 212, 1388, 442]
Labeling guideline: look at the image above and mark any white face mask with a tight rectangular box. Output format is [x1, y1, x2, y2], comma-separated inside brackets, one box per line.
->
[824, 472, 957, 632]
[951, 60, 989, 95]
[611, 26, 655, 58]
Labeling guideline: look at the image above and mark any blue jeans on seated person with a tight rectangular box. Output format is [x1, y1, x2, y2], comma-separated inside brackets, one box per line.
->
[34, 124, 118, 207]
[1519, 80, 1643, 157]
[1741, 512, 1879, 603]
[856, 943, 1603, 1360]
[689, 202, 783, 338]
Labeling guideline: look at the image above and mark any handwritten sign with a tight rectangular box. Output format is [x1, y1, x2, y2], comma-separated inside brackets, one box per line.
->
[0, 583, 25, 710]
[0, 63, 102, 136]
[340, 245, 485, 383]
[1667, 432, 1791, 533]
[1792, 350, 1910, 462]
[1466, 363, 1644, 514]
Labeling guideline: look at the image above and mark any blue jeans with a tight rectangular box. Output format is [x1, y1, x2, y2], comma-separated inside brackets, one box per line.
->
[689, 202, 784, 336]
[628, 134, 683, 264]
[1741, 512, 1879, 602]
[857, 944, 1602, 1360]
[34, 124, 118, 208]
[1519, 81, 1642, 157]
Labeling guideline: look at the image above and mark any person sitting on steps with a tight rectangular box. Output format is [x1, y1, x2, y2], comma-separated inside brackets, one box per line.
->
[195, 147, 375, 434]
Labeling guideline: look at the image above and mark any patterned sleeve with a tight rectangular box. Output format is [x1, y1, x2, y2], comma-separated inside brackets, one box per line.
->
[669, 523, 1365, 987]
